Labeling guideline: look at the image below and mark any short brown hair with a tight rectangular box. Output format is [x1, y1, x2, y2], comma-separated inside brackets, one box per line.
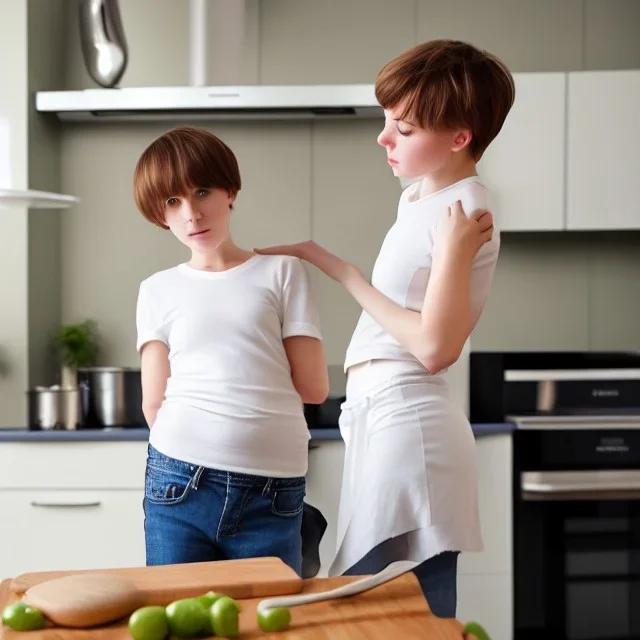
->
[375, 39, 515, 160]
[133, 126, 242, 229]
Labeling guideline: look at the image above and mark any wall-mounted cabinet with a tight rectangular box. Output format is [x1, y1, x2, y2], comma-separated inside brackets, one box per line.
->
[485, 69, 640, 233]
[479, 73, 566, 232]
[566, 70, 640, 231]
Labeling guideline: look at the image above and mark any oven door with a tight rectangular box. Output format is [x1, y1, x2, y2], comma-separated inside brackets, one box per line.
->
[514, 428, 640, 640]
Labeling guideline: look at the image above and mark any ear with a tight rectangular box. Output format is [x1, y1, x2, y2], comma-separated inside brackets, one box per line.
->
[451, 129, 473, 153]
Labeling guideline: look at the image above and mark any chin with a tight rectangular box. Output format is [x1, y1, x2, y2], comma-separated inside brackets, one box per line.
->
[195, 233, 228, 249]
[392, 166, 418, 180]
[187, 235, 212, 247]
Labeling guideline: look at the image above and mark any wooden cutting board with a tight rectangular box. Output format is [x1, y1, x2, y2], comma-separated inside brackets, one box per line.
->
[0, 574, 466, 639]
[10, 557, 302, 604]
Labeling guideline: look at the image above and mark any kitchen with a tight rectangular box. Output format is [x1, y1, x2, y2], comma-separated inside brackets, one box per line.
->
[1, 1, 640, 639]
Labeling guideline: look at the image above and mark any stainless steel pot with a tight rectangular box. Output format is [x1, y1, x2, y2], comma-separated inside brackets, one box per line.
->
[77, 366, 146, 428]
[27, 387, 81, 430]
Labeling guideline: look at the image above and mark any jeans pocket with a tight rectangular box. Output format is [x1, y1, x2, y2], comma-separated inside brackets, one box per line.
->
[271, 483, 306, 518]
[145, 463, 196, 506]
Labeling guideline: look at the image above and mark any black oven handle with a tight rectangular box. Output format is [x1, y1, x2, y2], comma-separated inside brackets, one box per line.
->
[521, 470, 640, 501]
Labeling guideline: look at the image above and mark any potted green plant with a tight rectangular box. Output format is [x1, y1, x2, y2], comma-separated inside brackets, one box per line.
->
[52, 320, 99, 389]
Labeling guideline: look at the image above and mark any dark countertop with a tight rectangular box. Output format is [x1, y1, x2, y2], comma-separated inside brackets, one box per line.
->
[0, 423, 515, 443]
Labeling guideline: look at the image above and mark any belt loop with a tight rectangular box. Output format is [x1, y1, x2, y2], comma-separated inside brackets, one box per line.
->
[262, 478, 272, 497]
[191, 466, 205, 490]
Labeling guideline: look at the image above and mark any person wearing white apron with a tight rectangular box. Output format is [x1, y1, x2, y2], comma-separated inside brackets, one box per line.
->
[255, 38, 515, 618]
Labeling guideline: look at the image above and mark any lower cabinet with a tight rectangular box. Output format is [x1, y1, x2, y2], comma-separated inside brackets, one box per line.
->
[457, 434, 513, 640]
[304, 439, 345, 577]
[0, 489, 146, 579]
[458, 574, 513, 640]
[0, 440, 149, 581]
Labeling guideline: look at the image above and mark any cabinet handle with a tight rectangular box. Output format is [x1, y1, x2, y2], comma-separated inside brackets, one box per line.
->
[30, 501, 102, 508]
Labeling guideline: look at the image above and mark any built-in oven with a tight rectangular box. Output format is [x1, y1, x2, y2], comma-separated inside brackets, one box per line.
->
[471, 352, 640, 640]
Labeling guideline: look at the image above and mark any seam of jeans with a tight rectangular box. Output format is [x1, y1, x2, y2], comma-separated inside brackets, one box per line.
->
[216, 471, 231, 542]
[229, 485, 254, 537]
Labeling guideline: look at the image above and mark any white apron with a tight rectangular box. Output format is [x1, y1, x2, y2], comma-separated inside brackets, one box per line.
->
[328, 359, 483, 577]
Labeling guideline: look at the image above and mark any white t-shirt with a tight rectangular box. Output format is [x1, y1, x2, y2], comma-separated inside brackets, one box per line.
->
[344, 176, 500, 372]
[136, 254, 322, 477]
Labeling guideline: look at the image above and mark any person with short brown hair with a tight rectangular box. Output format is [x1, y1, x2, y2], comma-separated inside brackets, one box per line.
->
[134, 126, 242, 229]
[374, 38, 515, 162]
[133, 126, 329, 574]
[255, 40, 514, 616]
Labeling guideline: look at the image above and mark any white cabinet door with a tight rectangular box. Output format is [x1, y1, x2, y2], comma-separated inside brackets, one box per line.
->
[0, 489, 146, 580]
[457, 434, 513, 639]
[478, 72, 566, 232]
[0, 441, 148, 489]
[305, 440, 345, 577]
[459, 434, 513, 576]
[567, 70, 640, 230]
[458, 574, 513, 640]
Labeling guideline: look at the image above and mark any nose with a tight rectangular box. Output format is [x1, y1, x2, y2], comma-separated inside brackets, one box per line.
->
[377, 127, 392, 149]
[180, 199, 201, 223]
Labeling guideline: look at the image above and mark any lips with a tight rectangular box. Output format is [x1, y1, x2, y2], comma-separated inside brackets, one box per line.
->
[387, 158, 398, 165]
[189, 229, 209, 237]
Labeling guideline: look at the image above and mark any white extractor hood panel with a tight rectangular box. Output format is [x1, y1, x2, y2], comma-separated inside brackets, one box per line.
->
[35, 84, 384, 123]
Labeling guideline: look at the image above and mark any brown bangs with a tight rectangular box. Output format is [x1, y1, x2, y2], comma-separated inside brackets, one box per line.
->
[133, 127, 241, 229]
[376, 74, 456, 130]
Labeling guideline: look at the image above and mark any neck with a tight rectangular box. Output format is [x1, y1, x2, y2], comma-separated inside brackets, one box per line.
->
[417, 153, 478, 198]
[188, 237, 254, 272]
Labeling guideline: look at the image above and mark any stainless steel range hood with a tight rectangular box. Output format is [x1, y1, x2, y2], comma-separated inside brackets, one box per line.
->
[35, 84, 383, 123]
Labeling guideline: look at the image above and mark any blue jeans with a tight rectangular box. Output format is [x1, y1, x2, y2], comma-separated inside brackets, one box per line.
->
[344, 537, 459, 618]
[143, 444, 305, 576]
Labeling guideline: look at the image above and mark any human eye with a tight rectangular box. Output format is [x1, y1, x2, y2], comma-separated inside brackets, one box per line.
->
[196, 188, 209, 198]
[165, 197, 178, 207]
[396, 123, 414, 136]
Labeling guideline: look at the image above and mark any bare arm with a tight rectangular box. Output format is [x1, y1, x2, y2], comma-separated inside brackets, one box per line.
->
[284, 336, 330, 405]
[256, 203, 493, 375]
[342, 249, 474, 374]
[140, 341, 170, 428]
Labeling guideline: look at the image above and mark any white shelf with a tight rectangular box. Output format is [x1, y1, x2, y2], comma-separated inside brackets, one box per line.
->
[0, 189, 79, 210]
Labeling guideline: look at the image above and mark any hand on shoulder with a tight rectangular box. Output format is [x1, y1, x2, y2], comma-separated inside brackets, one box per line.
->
[254, 240, 361, 285]
[433, 200, 494, 264]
